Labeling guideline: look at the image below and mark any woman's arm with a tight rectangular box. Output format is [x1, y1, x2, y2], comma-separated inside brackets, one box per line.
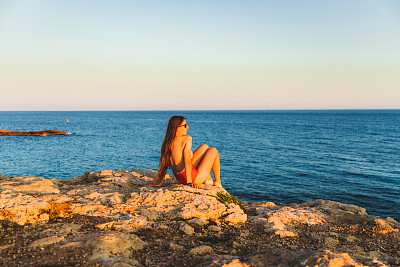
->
[149, 172, 164, 187]
[183, 136, 195, 184]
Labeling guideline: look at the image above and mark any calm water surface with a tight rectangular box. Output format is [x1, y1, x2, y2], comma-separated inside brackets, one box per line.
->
[1, 110, 399, 221]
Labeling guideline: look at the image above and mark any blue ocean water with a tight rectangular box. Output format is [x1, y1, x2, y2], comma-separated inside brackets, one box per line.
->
[0, 110, 399, 221]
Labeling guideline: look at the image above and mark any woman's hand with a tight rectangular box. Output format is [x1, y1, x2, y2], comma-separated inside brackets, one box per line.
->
[148, 181, 163, 187]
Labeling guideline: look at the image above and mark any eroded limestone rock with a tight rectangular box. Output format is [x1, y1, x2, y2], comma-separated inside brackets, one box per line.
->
[1, 169, 398, 266]
[86, 232, 147, 263]
[252, 206, 326, 237]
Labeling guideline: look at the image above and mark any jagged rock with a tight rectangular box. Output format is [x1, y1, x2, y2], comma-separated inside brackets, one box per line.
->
[179, 222, 195, 235]
[252, 206, 326, 237]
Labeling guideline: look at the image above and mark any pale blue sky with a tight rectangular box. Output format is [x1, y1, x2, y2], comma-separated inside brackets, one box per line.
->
[1, 0, 399, 110]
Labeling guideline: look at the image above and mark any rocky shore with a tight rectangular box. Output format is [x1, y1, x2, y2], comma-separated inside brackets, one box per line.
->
[0, 170, 399, 266]
[0, 129, 70, 136]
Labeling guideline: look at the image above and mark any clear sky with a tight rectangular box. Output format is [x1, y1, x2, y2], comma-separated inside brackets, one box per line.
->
[0, 0, 399, 111]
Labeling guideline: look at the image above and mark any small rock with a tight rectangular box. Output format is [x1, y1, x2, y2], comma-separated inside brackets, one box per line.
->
[208, 225, 222, 232]
[169, 243, 183, 251]
[188, 218, 208, 228]
[157, 224, 169, 230]
[224, 212, 247, 224]
[179, 222, 194, 235]
[189, 245, 214, 256]
[139, 209, 159, 221]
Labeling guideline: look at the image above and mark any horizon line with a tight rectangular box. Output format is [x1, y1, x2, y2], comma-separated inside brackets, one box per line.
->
[1, 108, 400, 112]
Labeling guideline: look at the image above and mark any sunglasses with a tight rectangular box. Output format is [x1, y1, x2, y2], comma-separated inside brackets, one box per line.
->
[179, 124, 188, 128]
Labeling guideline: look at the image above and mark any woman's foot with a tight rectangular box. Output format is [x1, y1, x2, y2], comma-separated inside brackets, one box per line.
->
[204, 177, 214, 185]
[213, 181, 222, 188]
[189, 183, 202, 189]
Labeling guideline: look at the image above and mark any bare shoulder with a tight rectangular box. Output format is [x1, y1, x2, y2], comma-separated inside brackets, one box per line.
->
[182, 135, 192, 146]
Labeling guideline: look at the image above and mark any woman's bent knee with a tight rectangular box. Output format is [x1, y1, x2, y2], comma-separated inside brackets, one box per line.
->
[211, 147, 218, 153]
[200, 144, 209, 150]
[207, 147, 218, 155]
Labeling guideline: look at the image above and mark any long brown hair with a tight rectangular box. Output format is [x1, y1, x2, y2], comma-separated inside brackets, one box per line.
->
[154, 116, 186, 184]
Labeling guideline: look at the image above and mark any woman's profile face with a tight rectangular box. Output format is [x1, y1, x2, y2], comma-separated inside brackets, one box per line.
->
[176, 119, 189, 136]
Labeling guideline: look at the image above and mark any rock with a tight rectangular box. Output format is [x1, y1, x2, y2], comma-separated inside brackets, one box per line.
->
[169, 242, 183, 251]
[374, 218, 398, 234]
[0, 193, 50, 225]
[0, 129, 70, 136]
[86, 232, 147, 263]
[139, 209, 159, 221]
[208, 225, 222, 232]
[304, 250, 371, 267]
[303, 199, 368, 216]
[224, 212, 247, 225]
[179, 222, 195, 235]
[252, 206, 326, 237]
[1, 169, 399, 266]
[0, 176, 60, 194]
[188, 245, 214, 256]
[199, 255, 249, 267]
[29, 236, 65, 248]
[187, 218, 209, 228]
[100, 170, 113, 176]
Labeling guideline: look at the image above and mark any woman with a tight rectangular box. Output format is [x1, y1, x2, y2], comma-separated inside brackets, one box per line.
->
[152, 116, 222, 188]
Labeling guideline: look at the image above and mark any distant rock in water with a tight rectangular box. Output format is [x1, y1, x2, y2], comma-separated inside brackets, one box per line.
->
[0, 129, 70, 136]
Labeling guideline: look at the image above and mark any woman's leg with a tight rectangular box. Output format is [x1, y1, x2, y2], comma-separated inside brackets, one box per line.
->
[192, 144, 209, 167]
[194, 147, 221, 186]
[192, 145, 213, 184]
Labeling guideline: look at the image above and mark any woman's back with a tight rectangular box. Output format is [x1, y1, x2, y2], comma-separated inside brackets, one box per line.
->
[170, 135, 190, 174]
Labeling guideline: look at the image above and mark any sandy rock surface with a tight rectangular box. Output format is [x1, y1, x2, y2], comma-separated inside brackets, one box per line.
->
[0, 170, 399, 266]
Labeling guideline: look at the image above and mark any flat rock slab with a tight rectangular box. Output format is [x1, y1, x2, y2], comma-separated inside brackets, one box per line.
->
[0, 169, 399, 267]
[0, 129, 70, 136]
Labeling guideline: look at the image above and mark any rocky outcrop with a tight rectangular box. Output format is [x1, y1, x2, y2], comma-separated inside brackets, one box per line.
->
[0, 129, 70, 136]
[0, 170, 399, 266]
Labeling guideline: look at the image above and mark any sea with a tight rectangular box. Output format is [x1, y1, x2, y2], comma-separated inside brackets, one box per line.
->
[0, 110, 399, 221]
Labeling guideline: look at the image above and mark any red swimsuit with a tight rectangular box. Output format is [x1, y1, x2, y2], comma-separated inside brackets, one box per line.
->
[173, 167, 198, 185]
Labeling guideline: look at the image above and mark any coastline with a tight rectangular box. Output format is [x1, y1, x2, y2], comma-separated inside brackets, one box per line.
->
[0, 170, 399, 266]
